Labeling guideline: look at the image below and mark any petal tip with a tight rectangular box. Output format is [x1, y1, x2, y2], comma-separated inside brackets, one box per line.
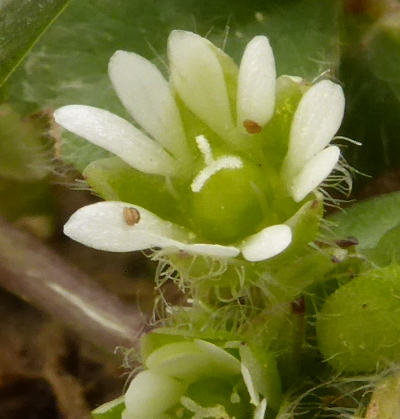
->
[241, 225, 292, 262]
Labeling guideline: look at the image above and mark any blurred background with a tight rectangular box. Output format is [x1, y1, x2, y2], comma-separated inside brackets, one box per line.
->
[0, 0, 400, 417]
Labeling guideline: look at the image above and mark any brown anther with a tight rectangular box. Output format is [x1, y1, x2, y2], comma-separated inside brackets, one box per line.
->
[311, 199, 320, 209]
[123, 207, 140, 226]
[291, 296, 306, 315]
[335, 236, 359, 248]
[314, 240, 329, 248]
[330, 255, 340, 264]
[243, 119, 262, 134]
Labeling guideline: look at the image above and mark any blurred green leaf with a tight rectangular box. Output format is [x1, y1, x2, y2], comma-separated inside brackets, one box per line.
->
[364, 12, 400, 101]
[4, 0, 341, 171]
[328, 191, 400, 250]
[0, 177, 53, 221]
[0, 0, 71, 86]
[339, 8, 400, 180]
[366, 224, 400, 265]
[0, 104, 52, 180]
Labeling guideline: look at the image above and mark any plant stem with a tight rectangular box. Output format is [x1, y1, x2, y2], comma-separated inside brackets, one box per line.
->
[0, 216, 148, 353]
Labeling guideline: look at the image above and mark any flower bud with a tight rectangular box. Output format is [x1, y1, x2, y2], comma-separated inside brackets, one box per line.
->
[317, 264, 400, 372]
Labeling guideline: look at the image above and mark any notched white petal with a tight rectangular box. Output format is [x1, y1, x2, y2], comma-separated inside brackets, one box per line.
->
[168, 30, 234, 137]
[54, 105, 176, 176]
[290, 145, 340, 202]
[241, 363, 260, 406]
[241, 224, 292, 262]
[182, 243, 240, 258]
[254, 399, 267, 419]
[124, 370, 186, 417]
[286, 79, 345, 174]
[237, 36, 276, 130]
[63, 201, 188, 252]
[108, 50, 189, 160]
[64, 201, 239, 258]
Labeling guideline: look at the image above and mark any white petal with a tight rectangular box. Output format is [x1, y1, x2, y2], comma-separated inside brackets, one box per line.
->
[168, 30, 234, 137]
[241, 224, 292, 262]
[183, 243, 239, 258]
[241, 363, 260, 406]
[108, 50, 190, 160]
[54, 105, 176, 176]
[254, 399, 267, 419]
[124, 370, 186, 416]
[237, 36, 276, 129]
[144, 340, 240, 382]
[285, 80, 345, 175]
[290, 145, 340, 202]
[64, 201, 239, 258]
[194, 339, 241, 374]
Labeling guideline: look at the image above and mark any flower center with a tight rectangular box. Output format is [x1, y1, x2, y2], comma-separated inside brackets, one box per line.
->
[188, 136, 267, 244]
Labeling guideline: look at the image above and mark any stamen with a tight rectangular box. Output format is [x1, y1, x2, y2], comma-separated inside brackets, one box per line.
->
[196, 135, 214, 165]
[243, 119, 262, 134]
[123, 207, 141, 226]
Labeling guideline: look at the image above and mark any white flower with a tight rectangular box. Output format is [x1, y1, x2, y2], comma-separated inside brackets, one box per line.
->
[121, 339, 267, 419]
[55, 30, 345, 262]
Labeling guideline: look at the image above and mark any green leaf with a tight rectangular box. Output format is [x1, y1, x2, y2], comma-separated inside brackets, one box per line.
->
[4, 0, 341, 171]
[0, 0, 71, 86]
[328, 192, 400, 250]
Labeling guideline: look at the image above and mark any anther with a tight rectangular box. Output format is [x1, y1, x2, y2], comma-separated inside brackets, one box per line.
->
[243, 119, 262, 134]
[123, 207, 140, 226]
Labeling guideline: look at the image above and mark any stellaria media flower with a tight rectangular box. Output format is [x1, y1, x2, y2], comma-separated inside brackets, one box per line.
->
[54, 30, 345, 262]
[93, 333, 280, 419]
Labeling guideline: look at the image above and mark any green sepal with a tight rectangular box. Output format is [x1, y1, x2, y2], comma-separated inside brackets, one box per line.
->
[259, 76, 307, 171]
[92, 396, 125, 419]
[210, 43, 239, 126]
[140, 330, 188, 361]
[144, 339, 240, 382]
[183, 377, 252, 419]
[83, 157, 183, 225]
[283, 197, 323, 255]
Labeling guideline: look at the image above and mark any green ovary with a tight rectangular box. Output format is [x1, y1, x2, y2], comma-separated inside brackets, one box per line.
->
[189, 162, 269, 244]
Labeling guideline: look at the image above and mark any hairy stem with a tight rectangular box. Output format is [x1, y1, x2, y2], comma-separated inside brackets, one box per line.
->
[0, 217, 148, 352]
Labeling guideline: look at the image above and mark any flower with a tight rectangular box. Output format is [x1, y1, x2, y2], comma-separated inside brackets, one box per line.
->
[93, 334, 279, 419]
[54, 30, 345, 262]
